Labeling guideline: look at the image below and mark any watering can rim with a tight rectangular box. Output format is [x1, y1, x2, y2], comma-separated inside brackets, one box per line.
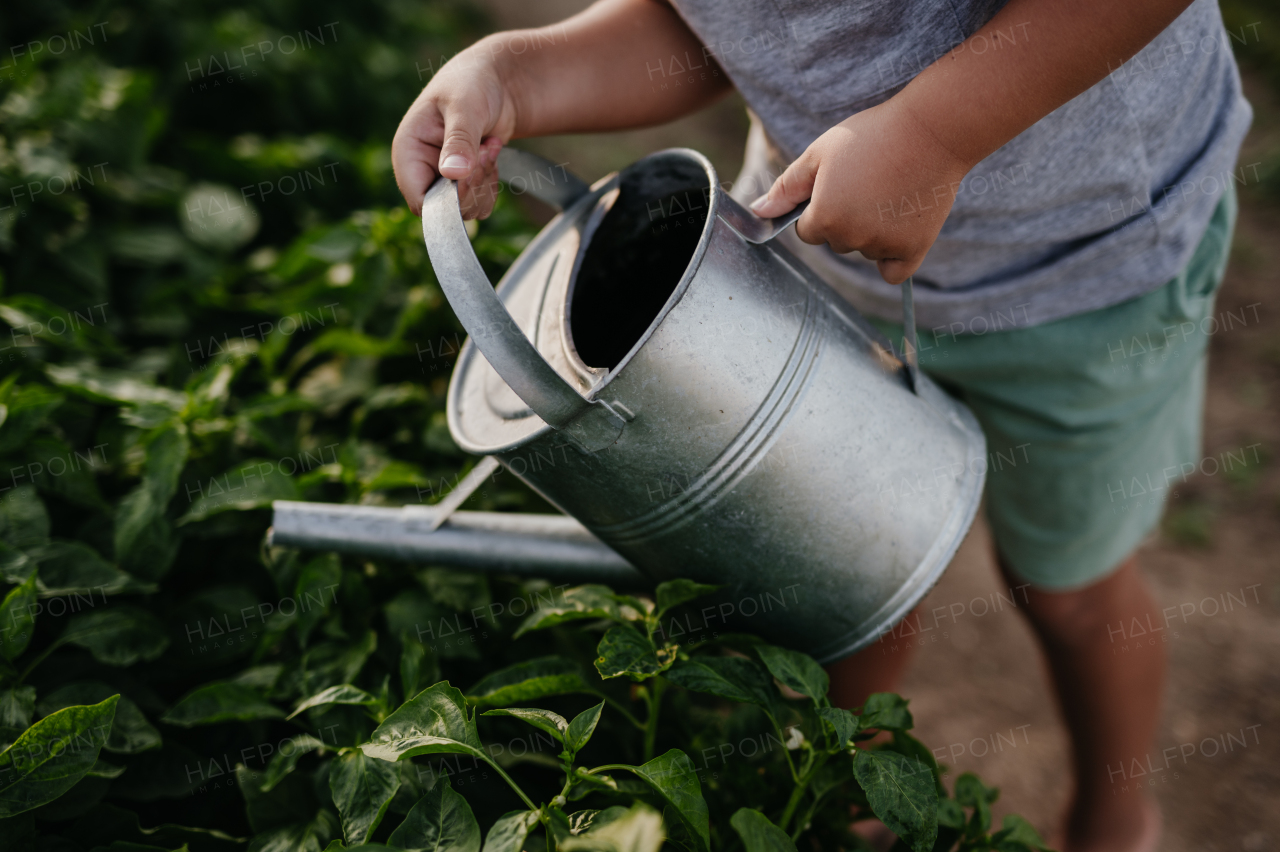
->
[427, 147, 919, 456]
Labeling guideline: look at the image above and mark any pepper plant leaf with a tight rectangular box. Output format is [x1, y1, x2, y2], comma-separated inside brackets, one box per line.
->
[361, 682, 485, 764]
[37, 681, 161, 754]
[0, 695, 118, 817]
[467, 656, 598, 707]
[482, 707, 568, 742]
[261, 734, 327, 793]
[665, 656, 777, 711]
[954, 772, 998, 834]
[626, 749, 710, 852]
[330, 748, 401, 845]
[654, 580, 721, 617]
[60, 606, 170, 667]
[818, 707, 859, 749]
[754, 644, 828, 706]
[289, 684, 378, 720]
[853, 749, 938, 852]
[991, 813, 1051, 850]
[729, 807, 798, 852]
[480, 810, 539, 852]
[859, 693, 914, 732]
[0, 571, 37, 660]
[564, 701, 605, 754]
[161, 681, 285, 727]
[568, 806, 628, 835]
[513, 585, 621, 637]
[387, 773, 481, 852]
[561, 802, 665, 852]
[594, 624, 671, 681]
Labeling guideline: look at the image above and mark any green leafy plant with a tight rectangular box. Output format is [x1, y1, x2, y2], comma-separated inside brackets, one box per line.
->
[0, 2, 1055, 849]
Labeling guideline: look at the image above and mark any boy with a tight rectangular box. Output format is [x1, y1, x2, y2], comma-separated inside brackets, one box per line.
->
[391, 2, 1251, 850]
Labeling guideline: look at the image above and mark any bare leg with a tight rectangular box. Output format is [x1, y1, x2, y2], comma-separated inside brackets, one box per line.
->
[825, 605, 922, 710]
[1000, 554, 1165, 852]
[826, 608, 924, 850]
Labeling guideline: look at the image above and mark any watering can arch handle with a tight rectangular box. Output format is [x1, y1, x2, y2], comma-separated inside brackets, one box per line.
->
[420, 160, 627, 454]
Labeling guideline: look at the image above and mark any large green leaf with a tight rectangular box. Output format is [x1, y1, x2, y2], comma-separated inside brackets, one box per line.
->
[729, 807, 797, 852]
[26, 540, 156, 597]
[626, 750, 709, 852]
[38, 682, 161, 754]
[466, 656, 597, 708]
[512, 585, 621, 637]
[665, 656, 777, 710]
[754, 645, 828, 706]
[481, 810, 540, 852]
[482, 707, 567, 742]
[594, 624, 672, 681]
[654, 580, 720, 616]
[0, 571, 37, 660]
[161, 681, 285, 727]
[61, 606, 170, 666]
[853, 749, 938, 852]
[361, 682, 484, 764]
[387, 774, 481, 852]
[330, 749, 401, 845]
[0, 695, 118, 817]
[289, 684, 378, 720]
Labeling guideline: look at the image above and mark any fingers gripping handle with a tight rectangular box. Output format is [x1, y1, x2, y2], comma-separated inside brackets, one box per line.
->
[421, 177, 625, 453]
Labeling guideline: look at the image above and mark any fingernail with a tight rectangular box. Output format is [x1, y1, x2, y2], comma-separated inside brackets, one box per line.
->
[441, 154, 470, 172]
[749, 196, 769, 213]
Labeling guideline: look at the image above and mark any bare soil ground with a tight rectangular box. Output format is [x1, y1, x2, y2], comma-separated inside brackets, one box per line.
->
[472, 4, 1280, 847]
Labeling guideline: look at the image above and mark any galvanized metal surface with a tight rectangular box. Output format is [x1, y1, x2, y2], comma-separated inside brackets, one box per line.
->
[429, 148, 986, 663]
[269, 501, 645, 586]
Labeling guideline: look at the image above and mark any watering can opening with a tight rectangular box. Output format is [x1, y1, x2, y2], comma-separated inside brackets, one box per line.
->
[567, 155, 715, 370]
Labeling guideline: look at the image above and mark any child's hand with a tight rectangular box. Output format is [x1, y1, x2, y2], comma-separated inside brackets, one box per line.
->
[749, 101, 972, 285]
[392, 39, 518, 219]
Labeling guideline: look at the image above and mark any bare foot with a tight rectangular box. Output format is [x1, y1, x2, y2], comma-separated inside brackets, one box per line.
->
[1060, 796, 1161, 852]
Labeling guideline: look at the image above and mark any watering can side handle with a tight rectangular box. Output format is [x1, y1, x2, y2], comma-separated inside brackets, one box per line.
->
[421, 177, 626, 453]
[723, 193, 923, 395]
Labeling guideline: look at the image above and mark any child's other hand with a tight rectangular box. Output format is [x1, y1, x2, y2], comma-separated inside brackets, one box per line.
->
[392, 39, 518, 219]
[749, 101, 972, 284]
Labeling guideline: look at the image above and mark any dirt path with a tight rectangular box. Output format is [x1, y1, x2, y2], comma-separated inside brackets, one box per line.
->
[469, 5, 1280, 847]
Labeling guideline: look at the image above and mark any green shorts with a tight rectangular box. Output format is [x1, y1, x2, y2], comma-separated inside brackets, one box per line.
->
[870, 185, 1236, 590]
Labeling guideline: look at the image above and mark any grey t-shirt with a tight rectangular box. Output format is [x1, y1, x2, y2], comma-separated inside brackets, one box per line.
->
[666, 0, 1252, 330]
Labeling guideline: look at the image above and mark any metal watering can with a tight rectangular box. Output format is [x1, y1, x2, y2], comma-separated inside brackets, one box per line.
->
[418, 147, 985, 663]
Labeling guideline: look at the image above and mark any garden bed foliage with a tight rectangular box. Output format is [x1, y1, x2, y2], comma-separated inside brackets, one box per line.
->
[1, 1, 1053, 850]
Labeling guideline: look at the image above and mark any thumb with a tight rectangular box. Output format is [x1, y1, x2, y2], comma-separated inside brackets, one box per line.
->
[436, 96, 491, 181]
[749, 152, 818, 219]
[877, 257, 924, 286]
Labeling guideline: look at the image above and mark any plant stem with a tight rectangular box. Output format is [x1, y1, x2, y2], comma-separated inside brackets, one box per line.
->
[16, 639, 62, 684]
[642, 677, 667, 762]
[779, 752, 828, 834]
[482, 757, 539, 811]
